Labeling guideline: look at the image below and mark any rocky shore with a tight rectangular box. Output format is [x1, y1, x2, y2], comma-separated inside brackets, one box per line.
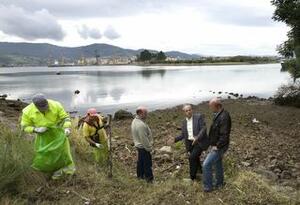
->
[1, 96, 299, 190]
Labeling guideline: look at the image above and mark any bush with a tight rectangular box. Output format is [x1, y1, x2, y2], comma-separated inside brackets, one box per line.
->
[0, 124, 33, 196]
[274, 82, 300, 107]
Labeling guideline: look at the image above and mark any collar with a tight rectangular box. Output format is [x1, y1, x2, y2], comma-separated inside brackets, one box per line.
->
[213, 109, 224, 121]
[186, 115, 193, 121]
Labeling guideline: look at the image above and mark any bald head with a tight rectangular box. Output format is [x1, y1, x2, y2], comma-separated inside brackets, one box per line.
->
[136, 106, 148, 119]
[209, 97, 223, 112]
[182, 104, 193, 119]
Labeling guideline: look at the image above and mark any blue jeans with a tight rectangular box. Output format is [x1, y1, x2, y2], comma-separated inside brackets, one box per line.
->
[202, 146, 228, 191]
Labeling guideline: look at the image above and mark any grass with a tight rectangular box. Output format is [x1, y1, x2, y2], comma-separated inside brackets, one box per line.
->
[0, 120, 299, 205]
[0, 123, 33, 196]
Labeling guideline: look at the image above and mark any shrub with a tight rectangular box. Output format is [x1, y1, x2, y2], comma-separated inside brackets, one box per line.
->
[0, 124, 33, 196]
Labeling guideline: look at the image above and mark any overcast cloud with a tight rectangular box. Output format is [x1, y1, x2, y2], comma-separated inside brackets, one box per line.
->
[0, 5, 64, 40]
[104, 26, 121, 40]
[0, 0, 288, 55]
[77, 25, 102, 39]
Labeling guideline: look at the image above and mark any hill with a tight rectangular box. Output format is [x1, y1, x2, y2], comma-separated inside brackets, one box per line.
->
[0, 42, 201, 66]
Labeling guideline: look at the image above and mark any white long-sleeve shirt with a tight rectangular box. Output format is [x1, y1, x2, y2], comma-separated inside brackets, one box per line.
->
[186, 117, 194, 141]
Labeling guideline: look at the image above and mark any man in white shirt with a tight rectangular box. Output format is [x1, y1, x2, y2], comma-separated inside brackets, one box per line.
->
[174, 104, 209, 180]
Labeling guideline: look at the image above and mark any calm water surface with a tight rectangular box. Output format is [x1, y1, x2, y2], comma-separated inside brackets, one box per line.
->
[0, 64, 291, 114]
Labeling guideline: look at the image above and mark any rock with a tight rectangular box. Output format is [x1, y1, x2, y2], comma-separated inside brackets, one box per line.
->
[0, 94, 8, 99]
[159, 146, 172, 154]
[281, 170, 292, 179]
[257, 167, 278, 181]
[241, 161, 252, 167]
[114, 109, 133, 120]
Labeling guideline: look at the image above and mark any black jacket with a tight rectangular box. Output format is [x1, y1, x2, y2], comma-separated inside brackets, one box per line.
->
[208, 109, 231, 149]
[175, 114, 209, 151]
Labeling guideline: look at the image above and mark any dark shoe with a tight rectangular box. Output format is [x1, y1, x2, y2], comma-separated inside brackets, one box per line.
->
[214, 182, 226, 189]
[203, 188, 213, 193]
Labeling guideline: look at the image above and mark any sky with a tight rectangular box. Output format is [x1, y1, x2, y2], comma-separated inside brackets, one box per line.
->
[0, 0, 289, 56]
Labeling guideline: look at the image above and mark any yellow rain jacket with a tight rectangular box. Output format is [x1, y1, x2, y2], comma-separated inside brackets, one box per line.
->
[21, 99, 71, 133]
[82, 115, 108, 165]
[21, 99, 75, 178]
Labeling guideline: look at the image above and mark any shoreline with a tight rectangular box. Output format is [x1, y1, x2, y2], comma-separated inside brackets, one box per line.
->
[1, 96, 300, 202]
[0, 61, 279, 68]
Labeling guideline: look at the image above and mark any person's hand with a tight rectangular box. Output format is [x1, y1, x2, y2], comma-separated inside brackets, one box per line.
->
[212, 146, 218, 151]
[186, 151, 190, 158]
[64, 128, 71, 136]
[34, 127, 47, 133]
[95, 143, 103, 149]
[192, 138, 198, 146]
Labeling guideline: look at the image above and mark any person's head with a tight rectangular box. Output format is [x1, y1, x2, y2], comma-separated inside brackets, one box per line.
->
[32, 93, 49, 112]
[182, 104, 193, 119]
[87, 108, 97, 116]
[209, 97, 223, 113]
[136, 106, 148, 120]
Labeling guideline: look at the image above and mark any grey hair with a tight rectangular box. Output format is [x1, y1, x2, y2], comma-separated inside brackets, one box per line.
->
[182, 103, 193, 110]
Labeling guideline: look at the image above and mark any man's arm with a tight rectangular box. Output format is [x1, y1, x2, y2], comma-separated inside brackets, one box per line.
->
[21, 112, 35, 133]
[216, 114, 231, 149]
[137, 123, 152, 151]
[194, 115, 207, 143]
[57, 102, 71, 128]
[175, 120, 185, 142]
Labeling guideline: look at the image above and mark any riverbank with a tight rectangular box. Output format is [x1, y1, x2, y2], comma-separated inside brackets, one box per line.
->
[133, 61, 278, 66]
[0, 61, 279, 68]
[0, 97, 299, 204]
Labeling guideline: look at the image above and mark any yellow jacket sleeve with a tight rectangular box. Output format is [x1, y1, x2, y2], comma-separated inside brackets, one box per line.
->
[82, 122, 91, 138]
[56, 102, 71, 128]
[21, 112, 35, 133]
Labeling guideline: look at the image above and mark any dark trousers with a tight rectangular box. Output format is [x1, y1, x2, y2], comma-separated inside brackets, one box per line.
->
[189, 144, 203, 180]
[137, 148, 153, 182]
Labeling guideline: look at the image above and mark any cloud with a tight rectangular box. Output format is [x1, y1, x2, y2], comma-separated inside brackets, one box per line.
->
[78, 25, 102, 39]
[194, 1, 275, 27]
[0, 5, 64, 40]
[104, 26, 121, 40]
[0, 0, 276, 28]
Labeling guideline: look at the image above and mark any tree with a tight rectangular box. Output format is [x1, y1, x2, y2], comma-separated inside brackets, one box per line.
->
[272, 0, 300, 82]
[138, 50, 152, 61]
[156, 51, 166, 61]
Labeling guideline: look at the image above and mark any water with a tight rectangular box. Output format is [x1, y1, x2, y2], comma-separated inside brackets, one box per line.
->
[0, 64, 291, 114]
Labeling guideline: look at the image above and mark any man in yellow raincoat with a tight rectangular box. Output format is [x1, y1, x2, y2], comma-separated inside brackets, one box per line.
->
[21, 93, 75, 180]
[81, 108, 108, 165]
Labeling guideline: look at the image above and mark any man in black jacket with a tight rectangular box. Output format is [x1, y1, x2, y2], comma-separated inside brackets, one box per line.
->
[173, 104, 209, 180]
[203, 98, 231, 192]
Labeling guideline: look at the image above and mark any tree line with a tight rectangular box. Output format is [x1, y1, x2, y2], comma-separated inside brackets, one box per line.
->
[272, 0, 300, 82]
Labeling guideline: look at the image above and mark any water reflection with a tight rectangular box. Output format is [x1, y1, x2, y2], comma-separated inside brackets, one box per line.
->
[0, 64, 291, 114]
[140, 69, 166, 79]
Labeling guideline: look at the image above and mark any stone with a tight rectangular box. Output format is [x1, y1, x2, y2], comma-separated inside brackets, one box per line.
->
[159, 146, 172, 154]
[256, 168, 278, 181]
[281, 170, 292, 179]
[241, 161, 252, 167]
[114, 109, 133, 120]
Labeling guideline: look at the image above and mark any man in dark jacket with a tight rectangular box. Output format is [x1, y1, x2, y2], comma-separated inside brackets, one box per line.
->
[203, 98, 231, 192]
[174, 104, 209, 180]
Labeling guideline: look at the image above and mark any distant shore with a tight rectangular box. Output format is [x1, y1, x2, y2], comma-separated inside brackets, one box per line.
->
[133, 61, 278, 66]
[0, 61, 279, 68]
